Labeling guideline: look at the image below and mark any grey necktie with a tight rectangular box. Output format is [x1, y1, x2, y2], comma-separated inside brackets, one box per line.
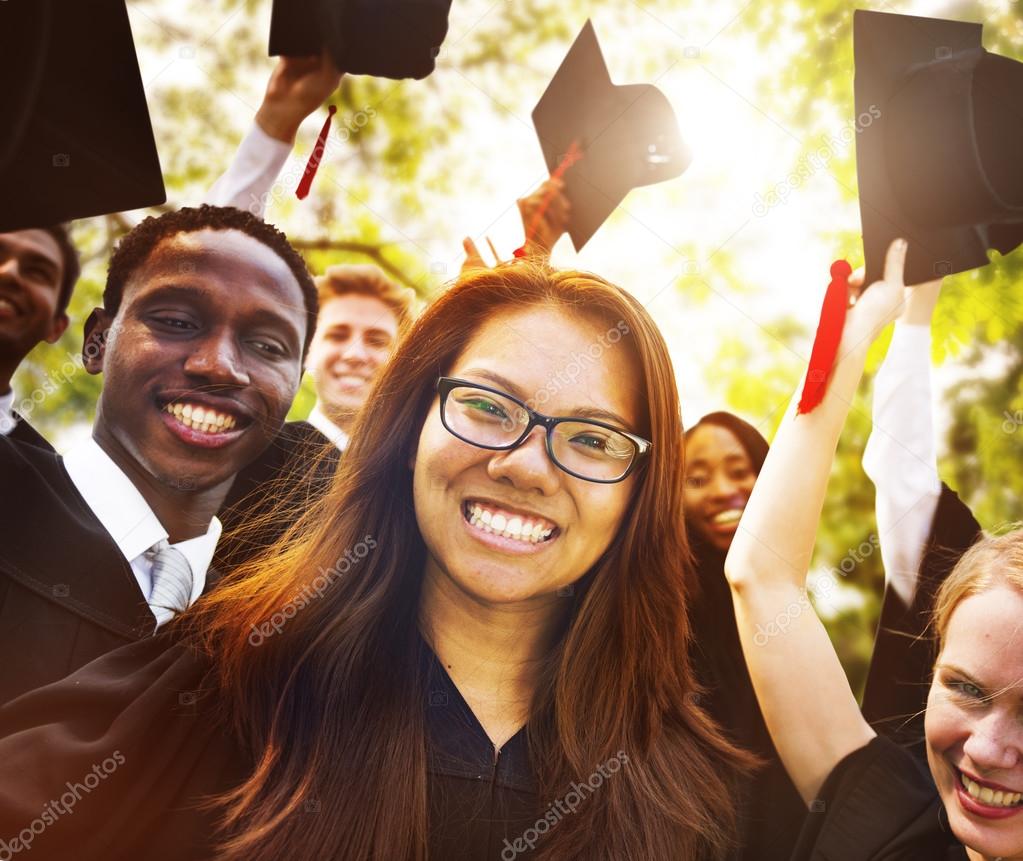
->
[145, 540, 194, 626]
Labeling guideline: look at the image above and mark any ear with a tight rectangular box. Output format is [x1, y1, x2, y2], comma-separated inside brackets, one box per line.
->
[43, 312, 69, 345]
[82, 308, 113, 375]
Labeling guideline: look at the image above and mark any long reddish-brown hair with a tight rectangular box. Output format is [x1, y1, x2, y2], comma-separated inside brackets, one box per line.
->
[189, 261, 753, 860]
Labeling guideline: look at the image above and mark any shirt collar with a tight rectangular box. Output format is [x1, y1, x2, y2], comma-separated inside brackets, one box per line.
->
[308, 404, 350, 451]
[0, 388, 15, 436]
[63, 437, 221, 577]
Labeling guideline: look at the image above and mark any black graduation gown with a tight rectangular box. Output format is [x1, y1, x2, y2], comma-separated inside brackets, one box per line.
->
[791, 736, 968, 860]
[0, 434, 157, 706]
[861, 483, 982, 747]
[7, 411, 54, 451]
[0, 421, 336, 707]
[0, 633, 541, 861]
[689, 539, 808, 861]
[215, 420, 338, 572]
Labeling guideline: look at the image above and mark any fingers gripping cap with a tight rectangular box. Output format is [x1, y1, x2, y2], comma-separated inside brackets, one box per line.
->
[530, 20, 692, 251]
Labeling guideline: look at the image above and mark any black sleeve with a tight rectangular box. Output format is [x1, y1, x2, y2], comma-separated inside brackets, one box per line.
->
[0, 635, 243, 861]
[791, 736, 961, 861]
[861, 483, 982, 746]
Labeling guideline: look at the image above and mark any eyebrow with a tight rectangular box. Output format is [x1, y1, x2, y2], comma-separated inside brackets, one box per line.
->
[0, 242, 60, 279]
[459, 367, 634, 429]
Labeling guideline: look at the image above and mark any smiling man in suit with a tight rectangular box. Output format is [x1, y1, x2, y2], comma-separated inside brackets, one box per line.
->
[0, 205, 317, 704]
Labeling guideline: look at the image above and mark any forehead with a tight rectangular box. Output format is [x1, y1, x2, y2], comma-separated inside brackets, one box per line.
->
[0, 229, 63, 265]
[127, 228, 306, 313]
[318, 293, 399, 333]
[943, 587, 1023, 689]
[450, 304, 642, 428]
[686, 424, 749, 464]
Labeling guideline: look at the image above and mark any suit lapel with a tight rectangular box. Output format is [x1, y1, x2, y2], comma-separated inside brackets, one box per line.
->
[0, 439, 156, 640]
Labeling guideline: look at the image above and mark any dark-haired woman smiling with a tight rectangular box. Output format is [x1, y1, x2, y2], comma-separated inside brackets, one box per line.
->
[0, 262, 751, 861]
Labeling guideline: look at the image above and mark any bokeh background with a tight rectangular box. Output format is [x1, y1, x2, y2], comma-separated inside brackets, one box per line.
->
[13, 0, 1023, 692]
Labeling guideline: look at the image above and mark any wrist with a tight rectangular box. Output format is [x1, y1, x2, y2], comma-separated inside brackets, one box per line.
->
[255, 103, 300, 144]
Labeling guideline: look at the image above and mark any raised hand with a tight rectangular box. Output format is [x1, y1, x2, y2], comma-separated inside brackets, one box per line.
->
[255, 52, 344, 143]
[516, 177, 571, 257]
[840, 238, 914, 353]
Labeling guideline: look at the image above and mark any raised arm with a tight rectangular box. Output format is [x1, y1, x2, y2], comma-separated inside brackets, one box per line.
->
[862, 279, 943, 607]
[460, 177, 571, 274]
[206, 53, 342, 216]
[724, 239, 914, 805]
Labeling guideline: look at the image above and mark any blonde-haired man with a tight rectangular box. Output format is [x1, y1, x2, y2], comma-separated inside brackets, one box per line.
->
[305, 264, 415, 449]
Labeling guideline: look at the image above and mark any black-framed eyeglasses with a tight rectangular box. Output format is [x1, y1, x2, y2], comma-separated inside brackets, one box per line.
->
[437, 377, 652, 484]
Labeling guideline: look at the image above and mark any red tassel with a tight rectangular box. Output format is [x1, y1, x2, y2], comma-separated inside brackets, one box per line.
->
[512, 140, 584, 258]
[295, 105, 337, 201]
[797, 260, 852, 414]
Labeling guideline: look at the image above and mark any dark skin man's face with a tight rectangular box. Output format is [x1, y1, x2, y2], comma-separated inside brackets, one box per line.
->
[0, 230, 68, 374]
[85, 228, 307, 494]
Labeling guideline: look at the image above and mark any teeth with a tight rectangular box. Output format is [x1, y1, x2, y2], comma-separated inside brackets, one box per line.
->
[961, 773, 1023, 807]
[163, 403, 239, 434]
[712, 509, 743, 525]
[465, 503, 555, 545]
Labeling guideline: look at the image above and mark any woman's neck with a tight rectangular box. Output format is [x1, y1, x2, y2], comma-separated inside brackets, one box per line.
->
[419, 559, 567, 749]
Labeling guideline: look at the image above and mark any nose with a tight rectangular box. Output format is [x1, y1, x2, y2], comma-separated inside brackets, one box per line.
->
[487, 426, 561, 496]
[963, 711, 1022, 773]
[182, 328, 250, 387]
[706, 470, 738, 501]
[0, 257, 22, 284]
[340, 334, 371, 364]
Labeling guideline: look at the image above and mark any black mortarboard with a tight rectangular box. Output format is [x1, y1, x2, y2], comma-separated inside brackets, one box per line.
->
[530, 20, 691, 251]
[270, 0, 453, 81]
[854, 10, 1023, 284]
[0, 0, 165, 233]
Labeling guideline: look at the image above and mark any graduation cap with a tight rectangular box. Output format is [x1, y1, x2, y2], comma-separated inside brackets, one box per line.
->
[530, 20, 691, 251]
[0, 0, 166, 233]
[854, 9, 1023, 285]
[270, 0, 453, 81]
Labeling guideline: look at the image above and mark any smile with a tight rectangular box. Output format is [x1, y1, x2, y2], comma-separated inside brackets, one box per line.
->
[163, 401, 239, 433]
[157, 397, 252, 450]
[710, 508, 744, 526]
[462, 500, 558, 546]
[0, 296, 22, 318]
[955, 768, 1023, 820]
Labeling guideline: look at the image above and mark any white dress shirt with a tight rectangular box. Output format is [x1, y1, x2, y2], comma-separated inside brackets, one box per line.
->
[862, 323, 943, 607]
[0, 389, 14, 436]
[63, 438, 222, 627]
[308, 403, 350, 452]
[205, 122, 292, 218]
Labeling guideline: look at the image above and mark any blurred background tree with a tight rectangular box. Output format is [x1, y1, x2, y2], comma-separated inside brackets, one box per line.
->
[12, 0, 1021, 693]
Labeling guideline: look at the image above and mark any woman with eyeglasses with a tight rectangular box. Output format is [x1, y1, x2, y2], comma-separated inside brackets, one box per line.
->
[0, 262, 753, 860]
